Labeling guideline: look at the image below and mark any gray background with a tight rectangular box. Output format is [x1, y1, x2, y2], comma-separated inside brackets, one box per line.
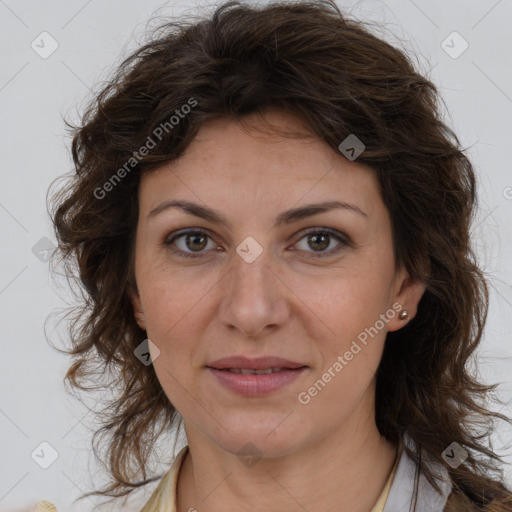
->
[1, 0, 511, 510]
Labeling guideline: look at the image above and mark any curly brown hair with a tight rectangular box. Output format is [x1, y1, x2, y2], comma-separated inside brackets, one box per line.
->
[49, 0, 512, 509]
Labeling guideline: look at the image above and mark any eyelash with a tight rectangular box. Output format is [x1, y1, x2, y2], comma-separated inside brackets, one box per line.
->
[163, 227, 351, 260]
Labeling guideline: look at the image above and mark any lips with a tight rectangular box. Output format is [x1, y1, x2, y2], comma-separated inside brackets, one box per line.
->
[206, 356, 308, 396]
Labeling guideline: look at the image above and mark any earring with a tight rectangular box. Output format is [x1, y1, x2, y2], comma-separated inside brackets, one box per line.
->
[399, 310, 409, 320]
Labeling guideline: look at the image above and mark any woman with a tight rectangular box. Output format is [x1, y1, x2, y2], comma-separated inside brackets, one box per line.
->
[49, 1, 512, 510]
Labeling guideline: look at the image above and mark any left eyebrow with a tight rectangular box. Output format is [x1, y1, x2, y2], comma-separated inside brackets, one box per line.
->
[147, 199, 367, 227]
[275, 200, 367, 226]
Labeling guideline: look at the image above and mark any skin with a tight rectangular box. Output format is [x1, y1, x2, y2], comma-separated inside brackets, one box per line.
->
[130, 109, 425, 512]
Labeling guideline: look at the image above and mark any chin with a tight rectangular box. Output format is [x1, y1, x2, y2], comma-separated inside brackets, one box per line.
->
[211, 416, 313, 459]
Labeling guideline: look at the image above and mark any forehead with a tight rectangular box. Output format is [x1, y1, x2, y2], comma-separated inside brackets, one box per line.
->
[139, 110, 381, 217]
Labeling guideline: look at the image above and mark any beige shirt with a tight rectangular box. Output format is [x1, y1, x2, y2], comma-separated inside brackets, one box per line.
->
[140, 445, 399, 512]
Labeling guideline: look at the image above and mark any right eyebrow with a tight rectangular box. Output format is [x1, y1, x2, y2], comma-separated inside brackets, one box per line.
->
[148, 200, 231, 226]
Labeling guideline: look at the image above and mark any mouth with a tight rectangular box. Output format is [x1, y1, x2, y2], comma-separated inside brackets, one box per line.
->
[206, 359, 308, 396]
[206, 355, 308, 372]
[211, 367, 307, 374]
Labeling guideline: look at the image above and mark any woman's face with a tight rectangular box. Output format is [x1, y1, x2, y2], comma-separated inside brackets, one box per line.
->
[131, 110, 424, 457]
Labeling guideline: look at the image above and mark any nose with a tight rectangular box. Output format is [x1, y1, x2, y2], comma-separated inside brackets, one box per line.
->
[218, 247, 291, 338]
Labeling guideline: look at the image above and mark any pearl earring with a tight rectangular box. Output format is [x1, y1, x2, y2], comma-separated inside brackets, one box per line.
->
[399, 310, 409, 320]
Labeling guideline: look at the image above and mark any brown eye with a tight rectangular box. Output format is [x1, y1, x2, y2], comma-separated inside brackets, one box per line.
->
[293, 228, 350, 258]
[184, 232, 208, 251]
[164, 229, 217, 258]
[307, 233, 330, 251]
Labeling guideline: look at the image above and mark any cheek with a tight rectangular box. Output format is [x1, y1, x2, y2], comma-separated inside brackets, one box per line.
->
[137, 265, 221, 371]
[141, 282, 198, 347]
[290, 270, 392, 346]
[294, 279, 388, 422]
[287, 265, 393, 409]
[139, 273, 207, 406]
[138, 258, 209, 328]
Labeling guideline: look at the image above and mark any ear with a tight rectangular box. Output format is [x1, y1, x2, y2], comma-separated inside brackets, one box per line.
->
[127, 285, 147, 331]
[386, 266, 426, 332]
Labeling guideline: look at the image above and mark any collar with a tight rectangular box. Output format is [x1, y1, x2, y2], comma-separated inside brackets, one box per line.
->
[383, 432, 453, 512]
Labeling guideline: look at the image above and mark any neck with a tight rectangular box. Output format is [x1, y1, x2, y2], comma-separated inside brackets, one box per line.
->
[177, 394, 397, 512]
